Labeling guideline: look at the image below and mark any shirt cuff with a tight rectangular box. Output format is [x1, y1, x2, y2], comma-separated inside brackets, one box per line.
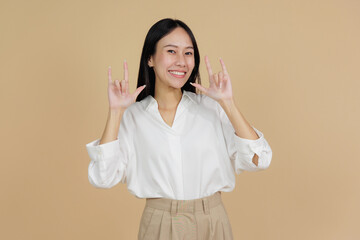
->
[233, 126, 266, 158]
[86, 138, 120, 161]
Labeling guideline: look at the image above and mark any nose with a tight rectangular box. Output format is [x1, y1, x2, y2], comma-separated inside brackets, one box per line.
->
[175, 54, 186, 67]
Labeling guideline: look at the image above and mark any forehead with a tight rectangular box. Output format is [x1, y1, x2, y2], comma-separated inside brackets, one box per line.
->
[158, 27, 193, 47]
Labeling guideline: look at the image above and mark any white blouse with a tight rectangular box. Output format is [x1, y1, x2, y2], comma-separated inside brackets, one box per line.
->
[86, 90, 272, 200]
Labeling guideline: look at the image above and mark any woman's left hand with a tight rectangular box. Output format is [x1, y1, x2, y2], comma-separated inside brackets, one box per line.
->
[190, 56, 234, 104]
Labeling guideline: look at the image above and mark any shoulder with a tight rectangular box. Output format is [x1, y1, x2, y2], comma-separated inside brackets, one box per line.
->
[193, 92, 222, 114]
[184, 91, 224, 120]
[185, 90, 219, 109]
[116, 100, 145, 127]
[123, 101, 144, 117]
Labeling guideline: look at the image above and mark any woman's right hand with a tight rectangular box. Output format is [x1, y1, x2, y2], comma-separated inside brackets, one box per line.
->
[107, 60, 146, 111]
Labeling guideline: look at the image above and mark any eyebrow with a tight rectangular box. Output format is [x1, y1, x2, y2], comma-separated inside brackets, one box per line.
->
[163, 44, 194, 49]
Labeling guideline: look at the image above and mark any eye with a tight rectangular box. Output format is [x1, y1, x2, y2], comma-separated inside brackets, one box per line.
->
[185, 52, 193, 56]
[168, 50, 175, 54]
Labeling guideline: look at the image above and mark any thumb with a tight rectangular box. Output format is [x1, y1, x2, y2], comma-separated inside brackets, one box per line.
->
[191, 82, 207, 95]
[134, 85, 146, 99]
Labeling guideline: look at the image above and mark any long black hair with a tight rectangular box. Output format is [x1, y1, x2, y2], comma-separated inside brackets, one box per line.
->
[136, 18, 201, 102]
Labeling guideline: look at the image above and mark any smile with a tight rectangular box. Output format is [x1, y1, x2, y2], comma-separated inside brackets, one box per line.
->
[169, 70, 186, 78]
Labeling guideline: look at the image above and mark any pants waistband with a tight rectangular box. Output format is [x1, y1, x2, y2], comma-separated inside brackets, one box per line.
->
[145, 191, 222, 216]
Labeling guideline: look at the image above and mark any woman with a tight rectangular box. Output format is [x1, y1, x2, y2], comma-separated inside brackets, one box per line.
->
[86, 18, 272, 240]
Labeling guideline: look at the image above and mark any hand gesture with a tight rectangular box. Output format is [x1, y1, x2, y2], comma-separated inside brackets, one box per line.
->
[107, 60, 146, 111]
[190, 56, 233, 103]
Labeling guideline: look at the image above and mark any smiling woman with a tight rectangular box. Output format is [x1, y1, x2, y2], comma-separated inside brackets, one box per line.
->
[135, 18, 201, 105]
[147, 27, 195, 94]
[85, 18, 272, 240]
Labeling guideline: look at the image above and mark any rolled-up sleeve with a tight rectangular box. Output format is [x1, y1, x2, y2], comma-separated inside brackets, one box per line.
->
[231, 126, 272, 173]
[85, 111, 132, 188]
[217, 103, 273, 174]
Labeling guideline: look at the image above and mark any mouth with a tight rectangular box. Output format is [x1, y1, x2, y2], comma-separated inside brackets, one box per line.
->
[168, 70, 186, 78]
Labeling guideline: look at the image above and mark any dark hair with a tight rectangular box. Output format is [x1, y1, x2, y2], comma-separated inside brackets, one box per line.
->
[136, 18, 201, 102]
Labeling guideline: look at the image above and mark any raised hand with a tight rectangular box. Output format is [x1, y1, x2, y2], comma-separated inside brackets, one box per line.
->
[190, 56, 233, 104]
[107, 60, 146, 111]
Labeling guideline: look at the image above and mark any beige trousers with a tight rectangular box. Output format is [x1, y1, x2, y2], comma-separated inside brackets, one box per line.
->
[138, 191, 234, 240]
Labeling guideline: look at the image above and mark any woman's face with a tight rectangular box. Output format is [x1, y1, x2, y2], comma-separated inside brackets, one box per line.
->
[148, 27, 195, 90]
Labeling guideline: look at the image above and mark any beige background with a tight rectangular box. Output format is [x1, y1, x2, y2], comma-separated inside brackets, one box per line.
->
[1, 0, 359, 239]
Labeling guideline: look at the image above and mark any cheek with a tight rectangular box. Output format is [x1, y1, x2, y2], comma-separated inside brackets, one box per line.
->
[187, 58, 195, 71]
[157, 53, 173, 67]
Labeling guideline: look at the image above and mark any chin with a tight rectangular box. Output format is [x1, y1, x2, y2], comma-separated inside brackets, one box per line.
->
[168, 80, 187, 89]
[172, 81, 186, 88]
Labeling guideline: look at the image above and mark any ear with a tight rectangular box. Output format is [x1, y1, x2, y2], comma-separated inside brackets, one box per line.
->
[148, 56, 153, 67]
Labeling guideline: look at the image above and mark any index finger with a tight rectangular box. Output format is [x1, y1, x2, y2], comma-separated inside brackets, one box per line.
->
[124, 59, 128, 82]
[108, 66, 112, 84]
[205, 55, 213, 77]
[219, 57, 228, 75]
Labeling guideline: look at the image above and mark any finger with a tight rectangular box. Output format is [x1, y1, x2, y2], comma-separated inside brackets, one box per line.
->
[190, 82, 208, 94]
[124, 60, 128, 82]
[219, 58, 228, 75]
[205, 56, 214, 80]
[134, 85, 146, 98]
[213, 73, 219, 87]
[121, 80, 126, 95]
[124, 79, 129, 94]
[115, 79, 120, 91]
[108, 66, 112, 84]
[219, 72, 224, 89]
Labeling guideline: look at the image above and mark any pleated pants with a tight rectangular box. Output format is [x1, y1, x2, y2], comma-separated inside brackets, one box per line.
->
[138, 191, 234, 240]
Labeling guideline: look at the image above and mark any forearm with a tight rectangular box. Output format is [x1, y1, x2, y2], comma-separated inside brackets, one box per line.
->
[99, 108, 126, 145]
[219, 98, 260, 166]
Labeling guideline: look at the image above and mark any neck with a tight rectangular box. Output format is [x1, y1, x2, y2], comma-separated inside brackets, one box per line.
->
[154, 85, 183, 111]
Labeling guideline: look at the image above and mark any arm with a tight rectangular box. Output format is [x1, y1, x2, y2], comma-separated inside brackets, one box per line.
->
[100, 108, 126, 144]
[190, 56, 272, 173]
[86, 63, 145, 188]
[86, 108, 129, 188]
[219, 98, 260, 166]
[217, 98, 272, 174]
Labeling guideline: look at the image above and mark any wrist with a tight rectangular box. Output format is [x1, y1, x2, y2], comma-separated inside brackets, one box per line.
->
[109, 107, 126, 113]
[219, 98, 236, 110]
[108, 108, 126, 117]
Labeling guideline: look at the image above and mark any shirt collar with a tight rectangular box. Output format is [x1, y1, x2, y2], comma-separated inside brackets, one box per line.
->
[142, 90, 197, 112]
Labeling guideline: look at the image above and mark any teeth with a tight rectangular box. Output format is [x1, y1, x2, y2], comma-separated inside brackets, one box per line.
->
[169, 71, 185, 75]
